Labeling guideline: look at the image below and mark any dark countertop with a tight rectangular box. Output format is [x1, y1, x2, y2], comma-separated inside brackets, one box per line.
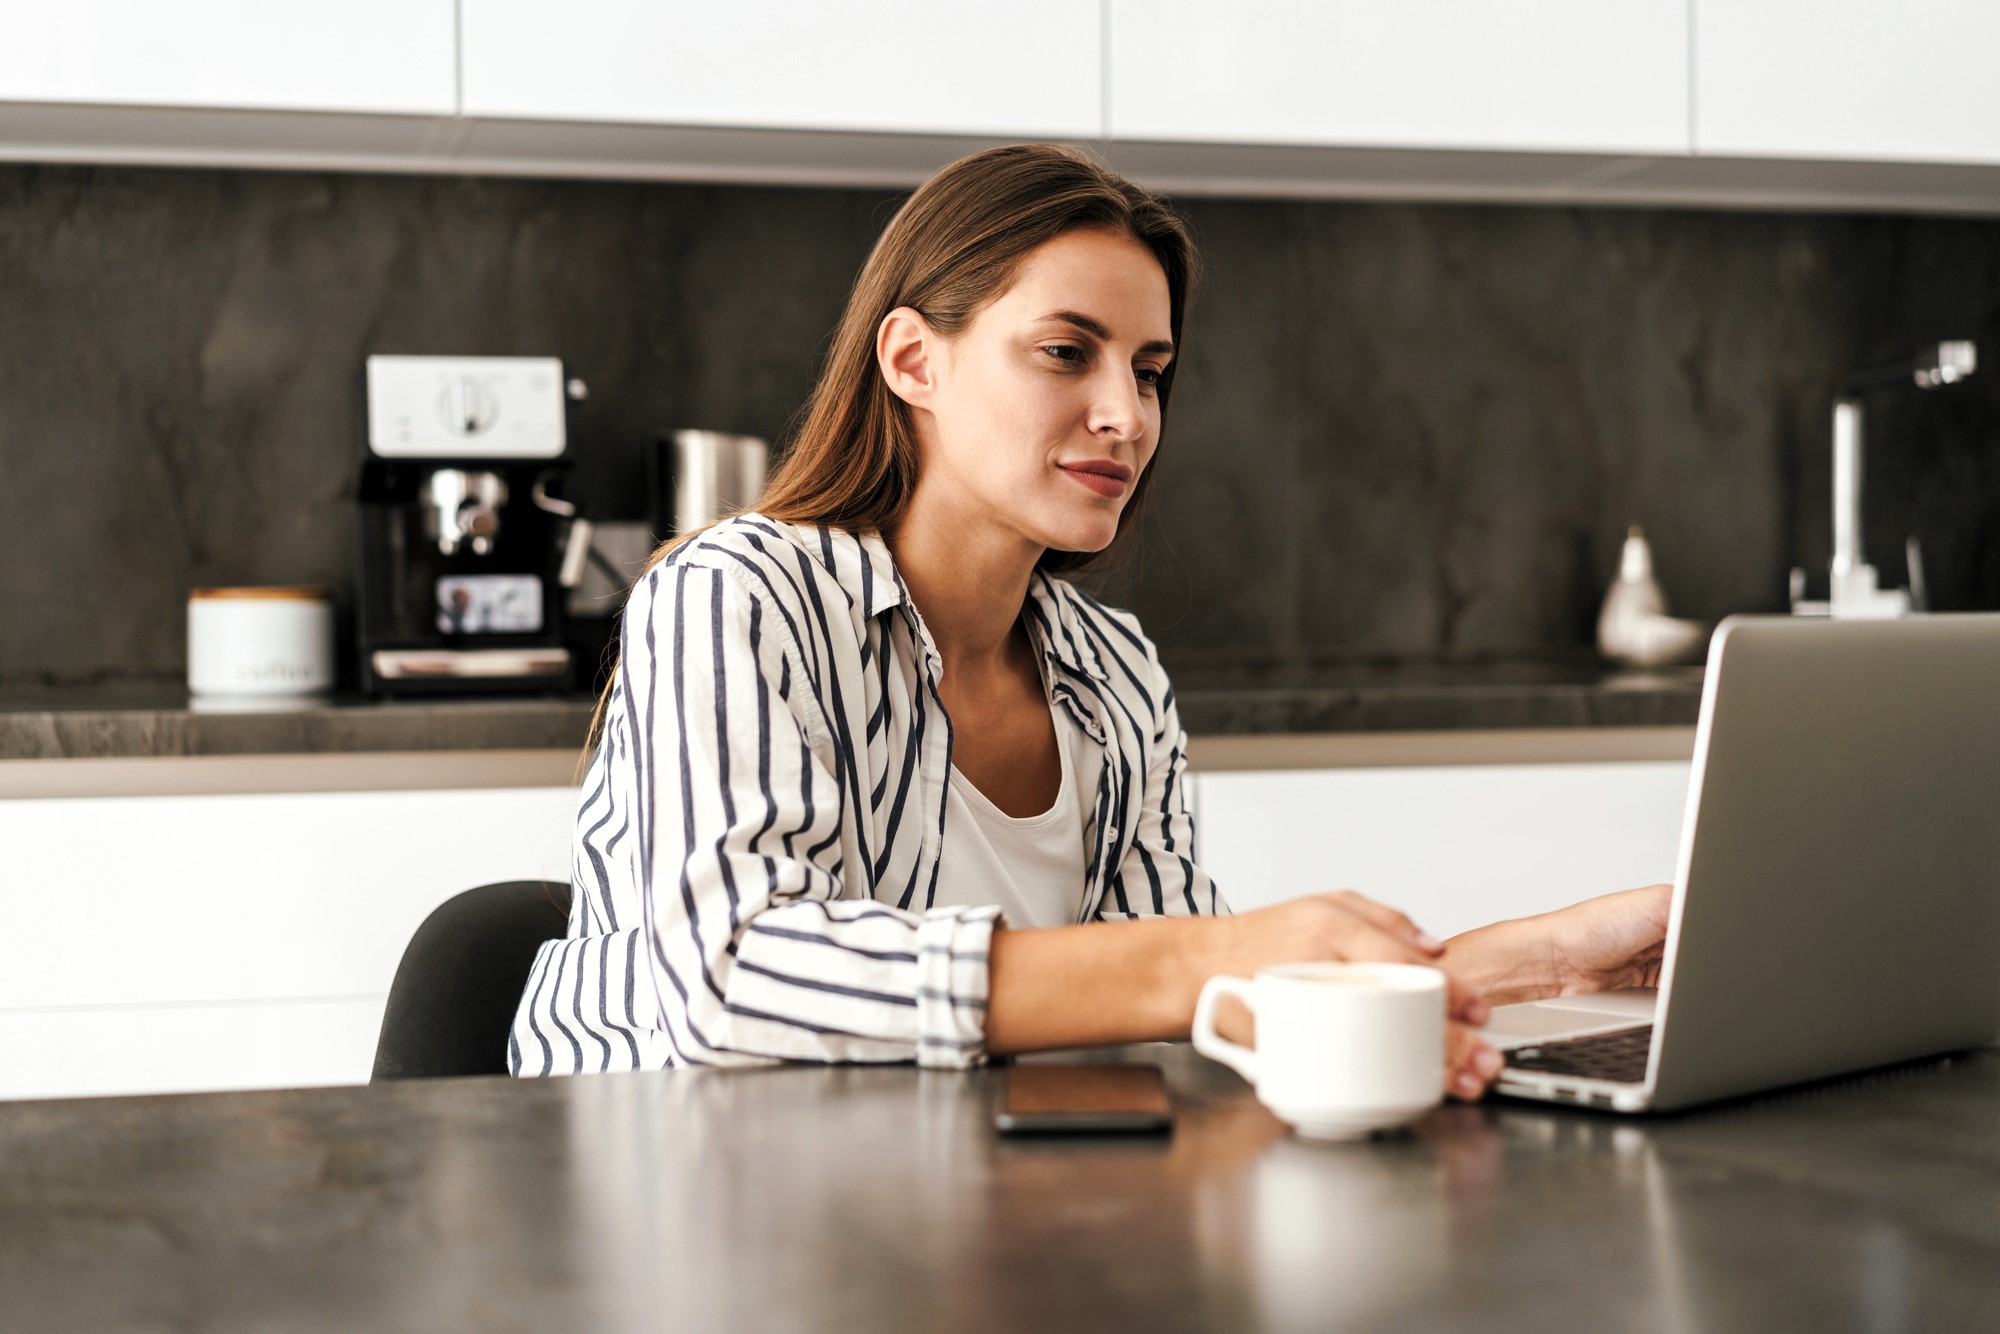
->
[0, 663, 1702, 761]
[1, 1043, 1994, 1332]
[0, 684, 599, 761]
[1172, 660, 1704, 735]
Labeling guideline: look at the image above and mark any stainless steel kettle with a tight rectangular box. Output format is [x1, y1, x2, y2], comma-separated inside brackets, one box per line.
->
[655, 429, 769, 536]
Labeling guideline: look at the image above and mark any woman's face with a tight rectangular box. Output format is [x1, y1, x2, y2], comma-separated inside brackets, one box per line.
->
[881, 227, 1175, 557]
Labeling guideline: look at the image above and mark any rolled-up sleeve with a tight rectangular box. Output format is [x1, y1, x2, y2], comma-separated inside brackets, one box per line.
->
[625, 560, 998, 1068]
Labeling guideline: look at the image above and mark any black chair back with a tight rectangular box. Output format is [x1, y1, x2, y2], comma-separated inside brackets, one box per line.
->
[372, 880, 572, 1081]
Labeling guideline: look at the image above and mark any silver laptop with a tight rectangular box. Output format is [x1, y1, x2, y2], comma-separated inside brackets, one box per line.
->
[1487, 613, 2000, 1114]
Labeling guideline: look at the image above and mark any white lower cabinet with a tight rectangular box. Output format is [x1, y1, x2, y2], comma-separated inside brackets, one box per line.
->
[0, 785, 576, 1100]
[1189, 761, 1693, 939]
[0, 999, 386, 1103]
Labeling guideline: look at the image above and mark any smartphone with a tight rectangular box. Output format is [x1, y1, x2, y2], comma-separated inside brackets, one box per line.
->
[993, 1062, 1174, 1136]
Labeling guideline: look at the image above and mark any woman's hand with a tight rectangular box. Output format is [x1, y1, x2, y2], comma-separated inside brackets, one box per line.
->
[1442, 882, 1674, 1010]
[1203, 892, 1503, 1102]
[1544, 882, 1673, 996]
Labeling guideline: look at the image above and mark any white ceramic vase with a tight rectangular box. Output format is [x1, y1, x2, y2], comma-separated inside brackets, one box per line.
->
[1597, 528, 1706, 668]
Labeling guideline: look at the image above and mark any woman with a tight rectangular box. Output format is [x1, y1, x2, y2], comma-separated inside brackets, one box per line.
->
[510, 144, 1668, 1098]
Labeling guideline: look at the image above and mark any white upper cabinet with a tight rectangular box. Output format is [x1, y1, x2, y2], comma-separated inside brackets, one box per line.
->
[6, 1, 2000, 213]
[460, 1, 1104, 140]
[0, 1, 456, 116]
[1109, 0, 1690, 156]
[1695, 1, 2000, 165]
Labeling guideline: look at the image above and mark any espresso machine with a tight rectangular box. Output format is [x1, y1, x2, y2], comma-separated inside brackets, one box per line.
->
[355, 355, 591, 695]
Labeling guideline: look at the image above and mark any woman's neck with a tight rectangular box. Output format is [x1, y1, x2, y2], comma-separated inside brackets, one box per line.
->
[886, 500, 1041, 686]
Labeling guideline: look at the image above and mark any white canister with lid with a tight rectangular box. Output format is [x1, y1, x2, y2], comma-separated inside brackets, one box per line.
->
[187, 587, 336, 699]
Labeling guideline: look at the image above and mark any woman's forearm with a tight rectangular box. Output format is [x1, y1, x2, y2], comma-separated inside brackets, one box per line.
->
[984, 916, 1219, 1054]
[985, 909, 1546, 1059]
[1438, 914, 1559, 1008]
[985, 896, 1507, 1096]
[982, 892, 1470, 1056]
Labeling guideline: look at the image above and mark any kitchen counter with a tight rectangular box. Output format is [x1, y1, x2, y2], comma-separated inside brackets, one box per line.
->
[1173, 660, 1703, 736]
[2, 1043, 1994, 1331]
[0, 685, 598, 761]
[0, 663, 1702, 762]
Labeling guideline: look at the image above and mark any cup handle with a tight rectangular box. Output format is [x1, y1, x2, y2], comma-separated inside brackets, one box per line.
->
[1192, 975, 1258, 1083]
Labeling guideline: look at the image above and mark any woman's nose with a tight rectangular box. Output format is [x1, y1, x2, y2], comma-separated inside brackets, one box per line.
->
[1087, 369, 1146, 441]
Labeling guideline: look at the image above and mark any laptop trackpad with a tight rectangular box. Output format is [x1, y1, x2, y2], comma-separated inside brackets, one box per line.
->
[1481, 988, 1659, 1049]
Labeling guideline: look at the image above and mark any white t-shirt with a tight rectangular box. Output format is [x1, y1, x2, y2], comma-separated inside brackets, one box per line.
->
[929, 678, 1094, 930]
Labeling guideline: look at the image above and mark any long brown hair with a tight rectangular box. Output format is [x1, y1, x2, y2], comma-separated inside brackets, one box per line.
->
[592, 143, 1197, 745]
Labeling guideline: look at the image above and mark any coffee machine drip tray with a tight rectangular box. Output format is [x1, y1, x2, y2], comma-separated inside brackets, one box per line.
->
[371, 648, 572, 681]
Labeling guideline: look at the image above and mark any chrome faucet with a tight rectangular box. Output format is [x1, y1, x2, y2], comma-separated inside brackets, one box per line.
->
[1792, 341, 1976, 618]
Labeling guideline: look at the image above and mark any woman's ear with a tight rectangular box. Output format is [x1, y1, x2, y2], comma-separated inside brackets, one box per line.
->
[876, 306, 940, 409]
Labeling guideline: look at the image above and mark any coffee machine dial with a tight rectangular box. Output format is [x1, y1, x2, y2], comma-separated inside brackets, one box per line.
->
[365, 356, 566, 460]
[438, 377, 500, 437]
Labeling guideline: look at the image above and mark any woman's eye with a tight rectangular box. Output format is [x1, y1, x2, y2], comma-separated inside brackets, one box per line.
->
[1041, 345, 1165, 391]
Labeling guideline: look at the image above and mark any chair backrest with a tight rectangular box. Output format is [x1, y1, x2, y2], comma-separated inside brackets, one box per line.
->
[371, 880, 572, 1081]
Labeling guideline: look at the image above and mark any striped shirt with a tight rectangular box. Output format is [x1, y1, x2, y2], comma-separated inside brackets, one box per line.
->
[508, 514, 1226, 1075]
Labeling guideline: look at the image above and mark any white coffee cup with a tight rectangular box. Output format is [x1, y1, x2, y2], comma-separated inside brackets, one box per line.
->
[1192, 961, 1447, 1140]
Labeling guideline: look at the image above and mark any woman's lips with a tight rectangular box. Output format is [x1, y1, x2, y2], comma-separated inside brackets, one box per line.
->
[1059, 464, 1130, 498]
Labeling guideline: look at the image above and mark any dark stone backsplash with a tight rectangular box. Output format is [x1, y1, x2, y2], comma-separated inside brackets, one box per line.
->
[1, 162, 1996, 687]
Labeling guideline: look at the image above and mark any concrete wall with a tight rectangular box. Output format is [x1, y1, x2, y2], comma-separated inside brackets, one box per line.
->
[1, 163, 1995, 685]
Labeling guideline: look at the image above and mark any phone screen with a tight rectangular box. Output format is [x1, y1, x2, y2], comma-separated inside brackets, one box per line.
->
[993, 1062, 1174, 1135]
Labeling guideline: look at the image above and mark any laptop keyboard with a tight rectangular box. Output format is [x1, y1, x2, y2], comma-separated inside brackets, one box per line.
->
[1504, 1024, 1654, 1085]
